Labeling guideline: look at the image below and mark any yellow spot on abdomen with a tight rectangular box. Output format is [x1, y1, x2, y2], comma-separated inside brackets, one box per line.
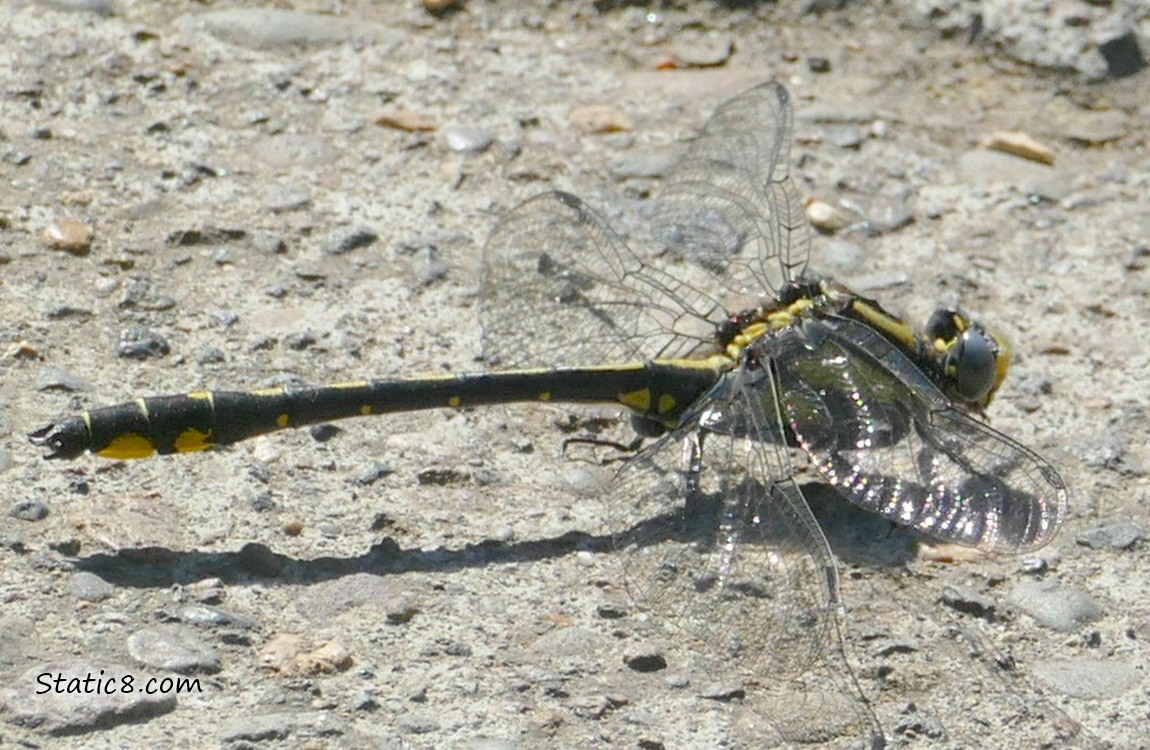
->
[538, 392, 552, 402]
[276, 413, 290, 428]
[657, 393, 677, 415]
[99, 434, 156, 460]
[175, 428, 213, 454]
[360, 404, 373, 416]
[617, 388, 652, 413]
[449, 396, 462, 408]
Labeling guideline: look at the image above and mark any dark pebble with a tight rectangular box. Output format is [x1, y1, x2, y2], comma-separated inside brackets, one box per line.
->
[284, 332, 316, 350]
[417, 467, 469, 486]
[197, 346, 227, 365]
[351, 692, 380, 712]
[893, 705, 948, 740]
[624, 651, 667, 673]
[166, 227, 246, 246]
[870, 639, 919, 658]
[322, 227, 378, 255]
[1099, 29, 1146, 78]
[444, 641, 472, 657]
[807, 56, 832, 73]
[117, 327, 171, 360]
[308, 423, 341, 443]
[248, 492, 276, 512]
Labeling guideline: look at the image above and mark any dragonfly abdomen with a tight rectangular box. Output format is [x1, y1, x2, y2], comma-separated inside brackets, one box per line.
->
[29, 362, 725, 461]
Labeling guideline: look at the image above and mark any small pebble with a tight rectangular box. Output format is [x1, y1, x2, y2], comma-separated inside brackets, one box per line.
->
[623, 650, 667, 673]
[352, 691, 380, 711]
[1007, 581, 1103, 632]
[442, 125, 494, 153]
[807, 56, 832, 73]
[1075, 521, 1144, 550]
[699, 682, 745, 701]
[117, 327, 171, 360]
[127, 625, 221, 673]
[397, 714, 439, 734]
[569, 105, 633, 134]
[805, 198, 853, 232]
[41, 219, 94, 255]
[9, 498, 49, 522]
[985, 130, 1056, 165]
[355, 462, 394, 485]
[322, 226, 378, 255]
[423, 0, 463, 13]
[377, 109, 438, 132]
[386, 596, 420, 624]
[412, 245, 449, 286]
[870, 639, 919, 658]
[70, 571, 115, 602]
[308, 423, 340, 443]
[444, 641, 472, 657]
[265, 186, 312, 213]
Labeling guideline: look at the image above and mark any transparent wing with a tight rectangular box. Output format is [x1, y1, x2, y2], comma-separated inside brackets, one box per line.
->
[604, 365, 882, 745]
[651, 81, 810, 299]
[481, 82, 809, 367]
[481, 191, 726, 366]
[775, 316, 1067, 552]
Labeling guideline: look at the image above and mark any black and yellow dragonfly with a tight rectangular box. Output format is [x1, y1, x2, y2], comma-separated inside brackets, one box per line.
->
[29, 83, 1067, 747]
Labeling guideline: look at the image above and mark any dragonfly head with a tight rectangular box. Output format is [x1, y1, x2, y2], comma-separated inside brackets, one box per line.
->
[925, 308, 1012, 409]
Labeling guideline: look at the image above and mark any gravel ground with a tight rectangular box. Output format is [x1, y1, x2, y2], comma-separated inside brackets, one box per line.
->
[3, 2, 1149, 749]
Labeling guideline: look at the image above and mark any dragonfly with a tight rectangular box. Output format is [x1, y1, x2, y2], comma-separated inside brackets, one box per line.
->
[29, 82, 1068, 747]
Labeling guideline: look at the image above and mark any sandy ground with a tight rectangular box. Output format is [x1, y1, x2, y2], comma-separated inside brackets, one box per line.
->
[3, 2, 1150, 749]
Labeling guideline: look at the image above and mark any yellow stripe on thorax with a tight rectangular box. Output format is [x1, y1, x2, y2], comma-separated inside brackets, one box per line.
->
[848, 299, 916, 349]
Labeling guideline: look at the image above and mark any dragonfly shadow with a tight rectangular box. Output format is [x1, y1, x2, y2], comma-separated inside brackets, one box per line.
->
[70, 526, 609, 589]
[72, 481, 919, 590]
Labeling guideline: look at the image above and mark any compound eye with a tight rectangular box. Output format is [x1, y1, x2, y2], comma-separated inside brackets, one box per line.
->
[949, 326, 998, 404]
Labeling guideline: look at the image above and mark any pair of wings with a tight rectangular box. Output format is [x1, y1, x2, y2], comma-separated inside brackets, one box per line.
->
[478, 82, 1067, 745]
[481, 81, 1065, 555]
